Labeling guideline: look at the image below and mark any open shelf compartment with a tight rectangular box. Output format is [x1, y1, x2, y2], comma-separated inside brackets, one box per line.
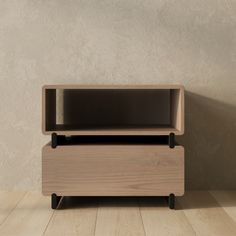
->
[42, 85, 184, 135]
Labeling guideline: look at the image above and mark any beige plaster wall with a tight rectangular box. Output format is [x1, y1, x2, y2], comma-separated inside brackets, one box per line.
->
[0, 0, 235, 190]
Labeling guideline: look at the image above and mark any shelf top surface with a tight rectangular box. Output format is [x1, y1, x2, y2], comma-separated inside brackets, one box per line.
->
[43, 126, 183, 135]
[43, 84, 184, 90]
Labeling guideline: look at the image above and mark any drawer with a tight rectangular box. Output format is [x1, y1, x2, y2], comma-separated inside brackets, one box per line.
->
[42, 144, 184, 196]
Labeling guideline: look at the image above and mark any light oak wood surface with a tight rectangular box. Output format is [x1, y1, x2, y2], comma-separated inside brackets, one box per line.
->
[0, 191, 236, 236]
[43, 84, 185, 89]
[0, 191, 26, 224]
[139, 197, 196, 235]
[95, 198, 145, 236]
[178, 191, 236, 236]
[42, 144, 184, 196]
[44, 197, 98, 236]
[210, 191, 236, 223]
[43, 126, 181, 136]
[0, 192, 53, 236]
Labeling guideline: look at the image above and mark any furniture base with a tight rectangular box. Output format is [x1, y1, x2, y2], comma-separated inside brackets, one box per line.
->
[50, 194, 176, 210]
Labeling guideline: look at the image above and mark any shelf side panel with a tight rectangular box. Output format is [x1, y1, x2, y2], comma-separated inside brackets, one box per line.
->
[170, 88, 184, 134]
[43, 89, 56, 132]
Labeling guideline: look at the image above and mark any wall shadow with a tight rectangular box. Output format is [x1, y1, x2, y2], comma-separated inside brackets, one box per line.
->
[178, 91, 236, 190]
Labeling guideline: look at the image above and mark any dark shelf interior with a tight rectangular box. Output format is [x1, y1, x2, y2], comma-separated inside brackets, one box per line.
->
[44, 87, 183, 134]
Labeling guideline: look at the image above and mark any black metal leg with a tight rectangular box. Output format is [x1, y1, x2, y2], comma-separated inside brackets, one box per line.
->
[168, 133, 175, 148]
[51, 133, 57, 148]
[168, 193, 175, 209]
[51, 193, 61, 209]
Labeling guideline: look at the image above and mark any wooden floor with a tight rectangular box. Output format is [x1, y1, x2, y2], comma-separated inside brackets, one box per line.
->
[0, 191, 236, 235]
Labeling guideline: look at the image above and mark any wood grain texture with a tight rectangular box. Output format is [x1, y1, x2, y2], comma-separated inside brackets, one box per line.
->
[44, 197, 98, 236]
[1, 191, 236, 235]
[43, 84, 185, 89]
[0, 192, 53, 236]
[139, 197, 195, 236]
[42, 144, 184, 196]
[179, 191, 236, 236]
[43, 126, 180, 136]
[95, 198, 145, 236]
[211, 191, 236, 223]
[0, 191, 26, 225]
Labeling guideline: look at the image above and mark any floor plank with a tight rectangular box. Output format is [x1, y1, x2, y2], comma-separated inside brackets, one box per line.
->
[1, 191, 236, 236]
[44, 197, 98, 236]
[0, 192, 53, 236]
[0, 191, 26, 225]
[211, 191, 236, 223]
[95, 197, 145, 236]
[179, 191, 236, 236]
[139, 197, 196, 236]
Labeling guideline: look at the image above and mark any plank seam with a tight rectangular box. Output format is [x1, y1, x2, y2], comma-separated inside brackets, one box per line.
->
[209, 191, 236, 225]
[93, 198, 100, 236]
[0, 191, 27, 227]
[177, 198, 197, 235]
[42, 197, 57, 236]
[138, 199, 147, 236]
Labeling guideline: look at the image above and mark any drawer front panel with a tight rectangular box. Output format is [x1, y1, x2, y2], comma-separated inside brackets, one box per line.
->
[42, 145, 184, 196]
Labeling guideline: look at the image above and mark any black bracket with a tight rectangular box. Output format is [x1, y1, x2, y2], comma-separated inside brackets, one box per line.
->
[51, 133, 57, 148]
[168, 133, 175, 148]
[168, 193, 175, 209]
[51, 193, 62, 209]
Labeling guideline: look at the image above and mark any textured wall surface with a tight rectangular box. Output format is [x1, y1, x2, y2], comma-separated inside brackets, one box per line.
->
[0, 0, 235, 190]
